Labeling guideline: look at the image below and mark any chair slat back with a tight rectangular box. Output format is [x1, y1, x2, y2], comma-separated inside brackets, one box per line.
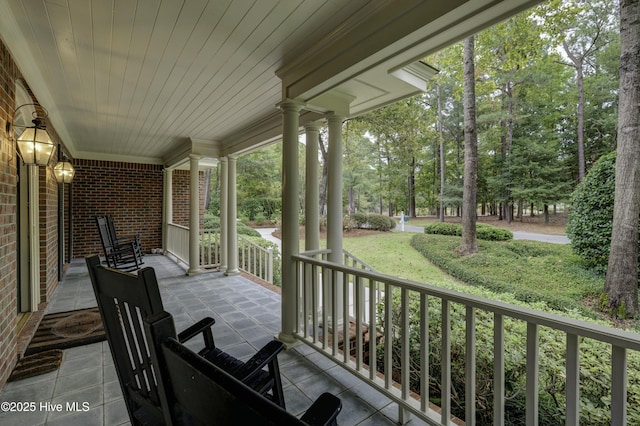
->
[86, 255, 167, 424]
[96, 216, 114, 252]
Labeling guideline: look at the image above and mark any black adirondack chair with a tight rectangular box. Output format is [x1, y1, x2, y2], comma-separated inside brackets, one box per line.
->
[95, 216, 142, 271]
[145, 310, 342, 426]
[85, 255, 285, 426]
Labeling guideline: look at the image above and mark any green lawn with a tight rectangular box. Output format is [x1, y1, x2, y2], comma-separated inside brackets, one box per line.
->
[337, 229, 606, 319]
[342, 232, 461, 285]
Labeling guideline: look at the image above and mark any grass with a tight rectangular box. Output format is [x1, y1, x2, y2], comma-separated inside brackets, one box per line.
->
[335, 229, 605, 318]
[341, 232, 462, 286]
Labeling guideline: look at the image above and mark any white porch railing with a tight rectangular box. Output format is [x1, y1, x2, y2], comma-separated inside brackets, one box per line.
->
[166, 223, 189, 265]
[200, 229, 221, 269]
[165, 223, 274, 283]
[239, 237, 274, 284]
[293, 250, 640, 426]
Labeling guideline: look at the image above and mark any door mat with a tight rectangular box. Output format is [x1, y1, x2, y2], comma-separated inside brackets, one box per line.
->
[24, 307, 106, 356]
[8, 349, 63, 382]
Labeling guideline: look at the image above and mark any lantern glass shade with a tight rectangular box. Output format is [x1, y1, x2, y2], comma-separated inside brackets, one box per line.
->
[17, 127, 55, 166]
[54, 161, 75, 183]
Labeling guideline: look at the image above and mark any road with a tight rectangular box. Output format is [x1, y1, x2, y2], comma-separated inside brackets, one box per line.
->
[398, 223, 570, 244]
[257, 225, 570, 246]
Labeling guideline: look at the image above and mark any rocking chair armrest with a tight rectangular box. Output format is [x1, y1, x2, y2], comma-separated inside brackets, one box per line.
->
[233, 340, 284, 382]
[300, 392, 342, 426]
[110, 241, 137, 253]
[177, 317, 216, 349]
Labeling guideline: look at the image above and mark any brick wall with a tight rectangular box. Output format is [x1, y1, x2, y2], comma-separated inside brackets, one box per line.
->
[72, 160, 164, 258]
[0, 39, 18, 387]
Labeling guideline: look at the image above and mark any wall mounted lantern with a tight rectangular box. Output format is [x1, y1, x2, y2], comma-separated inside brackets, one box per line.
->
[12, 104, 56, 166]
[8, 103, 75, 182]
[54, 158, 75, 183]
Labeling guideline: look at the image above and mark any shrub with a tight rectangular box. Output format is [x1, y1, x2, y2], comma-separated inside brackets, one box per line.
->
[476, 223, 513, 241]
[254, 212, 267, 226]
[240, 198, 262, 221]
[424, 222, 513, 241]
[351, 212, 368, 228]
[566, 152, 623, 273]
[378, 286, 640, 425]
[366, 213, 395, 231]
[238, 221, 260, 237]
[204, 213, 220, 230]
[410, 233, 601, 312]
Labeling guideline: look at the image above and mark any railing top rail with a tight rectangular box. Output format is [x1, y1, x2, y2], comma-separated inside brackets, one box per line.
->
[294, 251, 640, 351]
[238, 234, 274, 251]
[343, 249, 376, 271]
[167, 222, 189, 231]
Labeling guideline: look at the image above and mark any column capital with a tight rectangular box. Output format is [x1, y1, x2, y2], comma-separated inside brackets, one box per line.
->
[304, 120, 323, 132]
[189, 153, 203, 161]
[326, 112, 345, 123]
[278, 98, 305, 113]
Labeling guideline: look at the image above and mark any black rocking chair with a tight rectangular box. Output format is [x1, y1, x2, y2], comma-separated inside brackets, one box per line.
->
[85, 255, 285, 425]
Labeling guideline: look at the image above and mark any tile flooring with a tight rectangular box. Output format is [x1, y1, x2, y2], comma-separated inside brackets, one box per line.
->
[0, 255, 425, 425]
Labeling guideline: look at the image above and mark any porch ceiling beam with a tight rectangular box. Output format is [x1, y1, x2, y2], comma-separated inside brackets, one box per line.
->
[277, 0, 542, 104]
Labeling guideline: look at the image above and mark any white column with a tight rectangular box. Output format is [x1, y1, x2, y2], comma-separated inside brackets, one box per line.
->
[188, 154, 202, 275]
[327, 113, 345, 329]
[279, 99, 303, 346]
[28, 164, 40, 311]
[305, 122, 321, 251]
[225, 156, 240, 276]
[326, 113, 344, 263]
[162, 168, 173, 254]
[219, 157, 228, 272]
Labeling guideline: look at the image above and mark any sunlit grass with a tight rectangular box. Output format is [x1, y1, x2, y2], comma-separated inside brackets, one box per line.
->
[324, 231, 464, 287]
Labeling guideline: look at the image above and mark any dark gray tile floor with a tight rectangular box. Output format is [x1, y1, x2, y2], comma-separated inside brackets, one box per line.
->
[0, 255, 422, 426]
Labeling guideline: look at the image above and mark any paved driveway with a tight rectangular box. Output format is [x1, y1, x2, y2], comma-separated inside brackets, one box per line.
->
[397, 223, 570, 244]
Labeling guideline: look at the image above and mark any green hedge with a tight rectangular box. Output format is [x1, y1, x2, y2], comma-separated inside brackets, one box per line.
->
[345, 213, 396, 231]
[410, 233, 601, 312]
[423, 222, 513, 241]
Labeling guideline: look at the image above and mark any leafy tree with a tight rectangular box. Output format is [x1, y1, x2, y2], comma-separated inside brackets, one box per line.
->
[559, 0, 618, 181]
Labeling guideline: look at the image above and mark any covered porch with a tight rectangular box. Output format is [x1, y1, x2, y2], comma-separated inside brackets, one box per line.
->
[0, 255, 408, 426]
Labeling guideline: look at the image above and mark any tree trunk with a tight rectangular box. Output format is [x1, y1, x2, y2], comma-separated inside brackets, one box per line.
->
[438, 84, 446, 222]
[458, 36, 478, 256]
[318, 132, 329, 215]
[409, 159, 416, 217]
[563, 40, 587, 182]
[604, 0, 640, 317]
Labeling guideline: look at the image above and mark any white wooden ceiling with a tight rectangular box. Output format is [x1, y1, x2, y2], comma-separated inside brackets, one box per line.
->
[0, 0, 542, 165]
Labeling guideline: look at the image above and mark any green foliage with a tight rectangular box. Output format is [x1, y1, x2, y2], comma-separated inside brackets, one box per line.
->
[204, 213, 220, 230]
[423, 222, 513, 241]
[346, 213, 396, 231]
[410, 233, 602, 312]
[238, 222, 260, 237]
[566, 152, 622, 273]
[351, 212, 368, 228]
[239, 197, 281, 222]
[366, 214, 396, 231]
[378, 286, 640, 425]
